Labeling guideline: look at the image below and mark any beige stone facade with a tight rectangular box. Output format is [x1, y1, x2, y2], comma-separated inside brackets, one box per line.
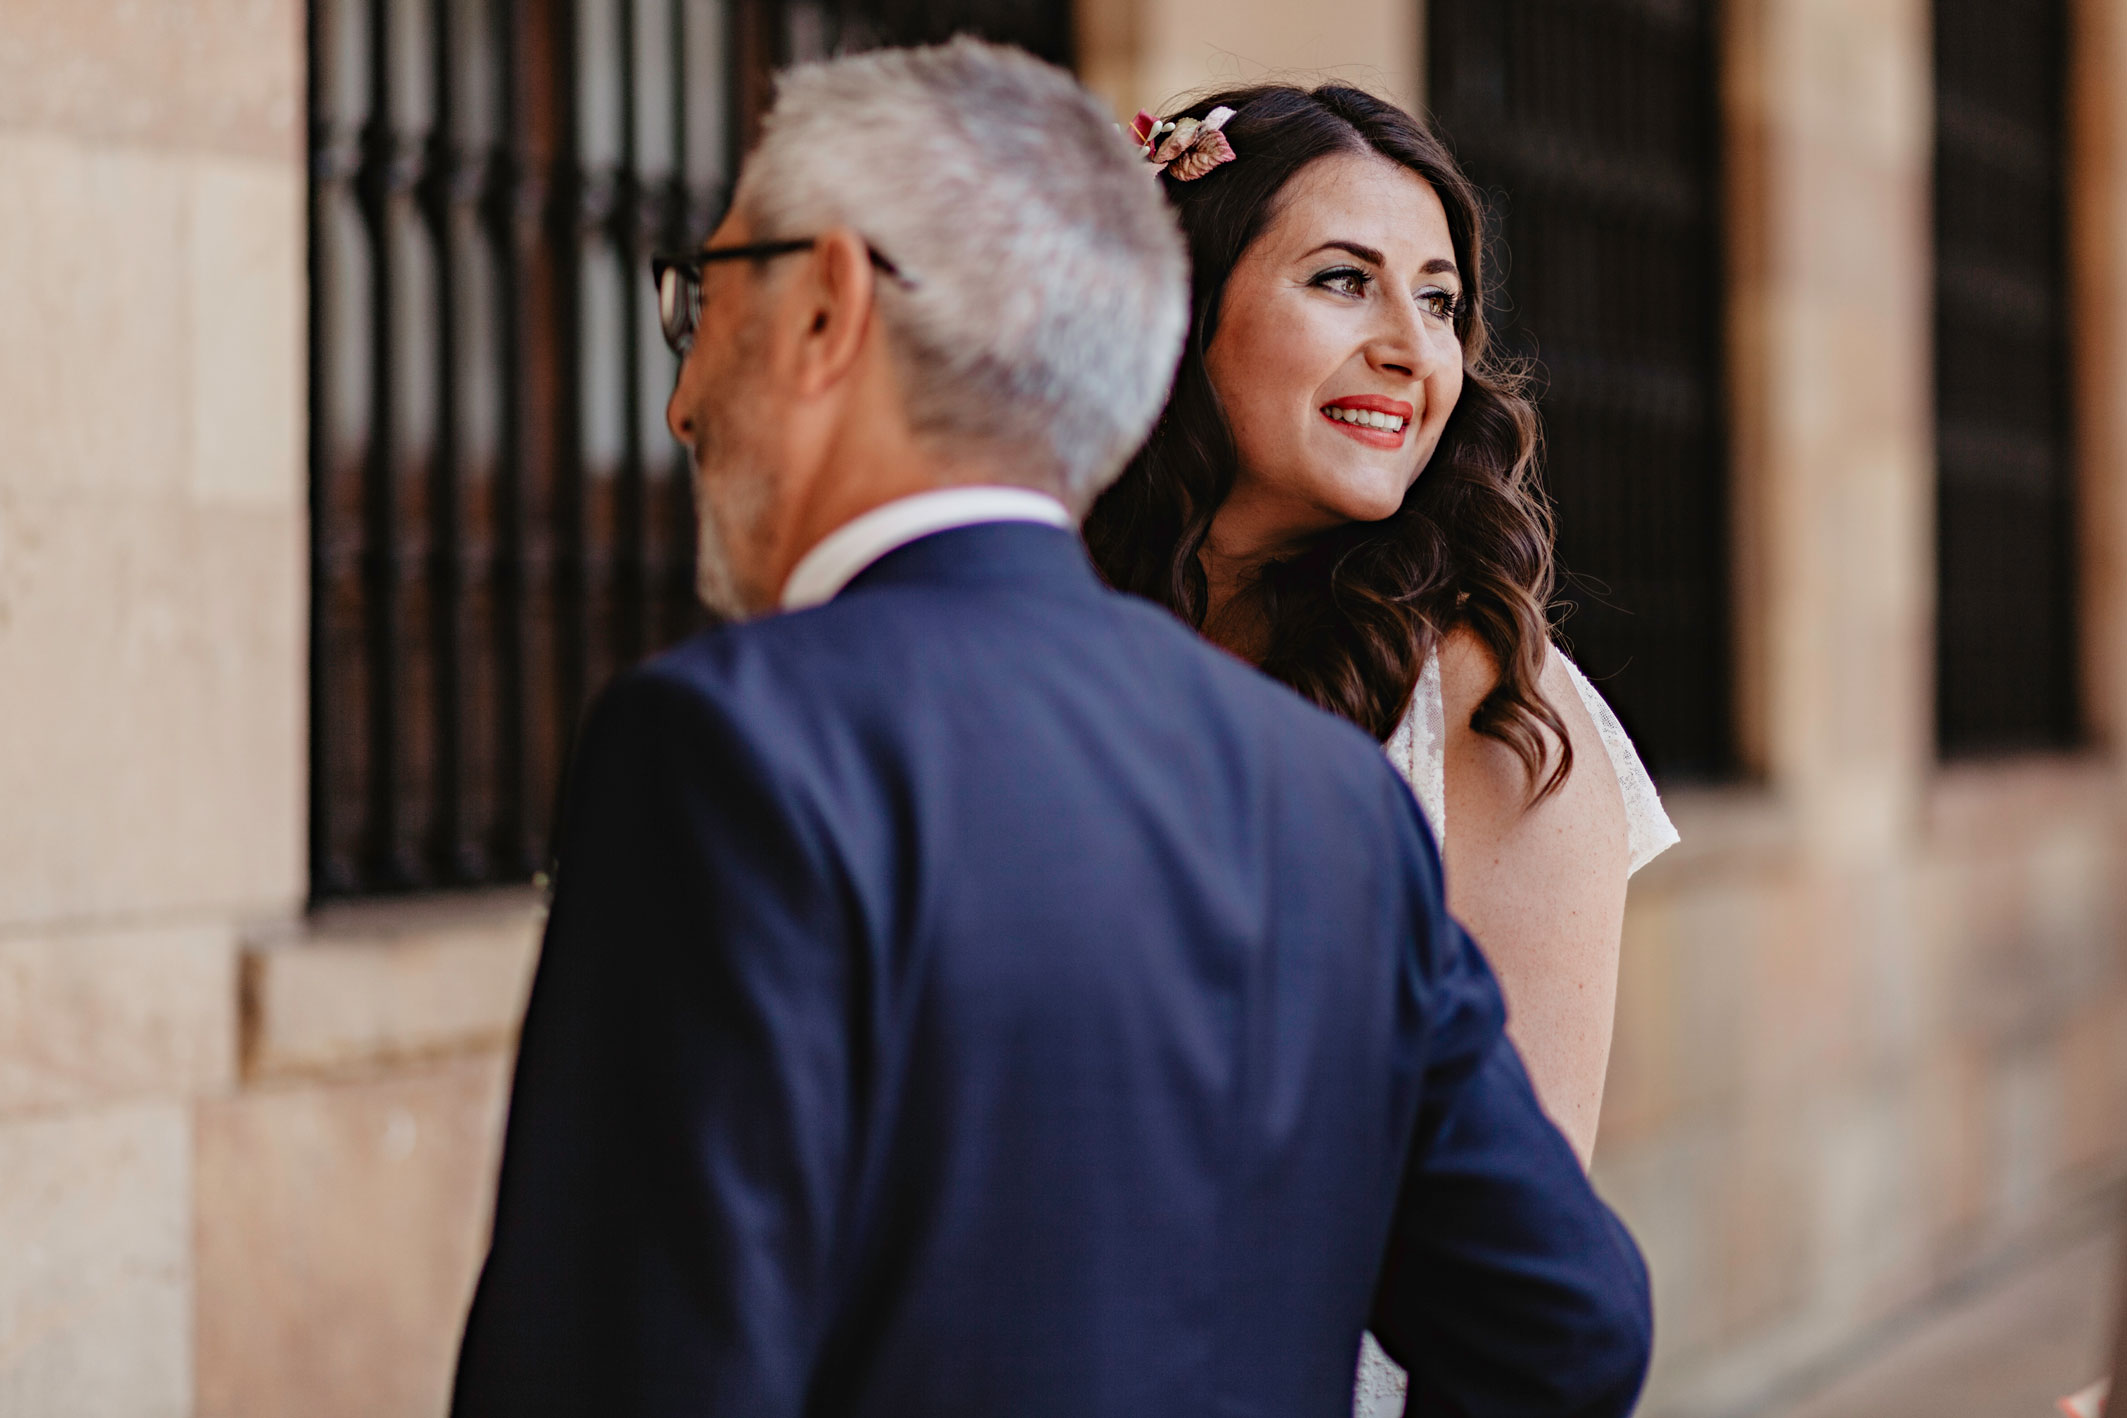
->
[3, 0, 2126, 1414]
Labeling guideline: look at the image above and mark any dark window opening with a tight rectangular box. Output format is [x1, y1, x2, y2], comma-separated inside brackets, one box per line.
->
[1934, 0, 2079, 757]
[1428, 0, 1733, 780]
[307, 0, 1071, 899]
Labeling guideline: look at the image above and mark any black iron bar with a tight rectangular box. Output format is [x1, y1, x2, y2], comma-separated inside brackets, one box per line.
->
[551, 0, 590, 823]
[663, 0, 697, 648]
[489, 0, 533, 878]
[306, 0, 337, 894]
[358, 0, 408, 884]
[424, 0, 464, 884]
[617, 0, 649, 667]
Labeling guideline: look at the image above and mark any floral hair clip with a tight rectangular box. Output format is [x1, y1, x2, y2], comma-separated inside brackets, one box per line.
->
[1128, 105, 1237, 182]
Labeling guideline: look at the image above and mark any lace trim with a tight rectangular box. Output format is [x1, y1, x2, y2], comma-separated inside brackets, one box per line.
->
[1555, 655, 1679, 876]
[1383, 652, 1448, 840]
[1353, 1331, 1408, 1418]
[1382, 649, 1677, 878]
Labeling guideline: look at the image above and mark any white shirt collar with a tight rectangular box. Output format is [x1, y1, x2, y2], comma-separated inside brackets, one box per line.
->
[778, 486, 1074, 612]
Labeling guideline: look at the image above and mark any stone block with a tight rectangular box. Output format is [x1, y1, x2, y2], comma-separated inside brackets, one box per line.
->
[1600, 888, 1683, 1149]
[1925, 797, 2120, 1058]
[1129, 0, 1420, 127]
[0, 922, 237, 1117]
[0, 0, 301, 162]
[0, 1102, 190, 1418]
[245, 894, 543, 1078]
[0, 131, 192, 502]
[1991, 1044, 2066, 1231]
[1777, 0, 1930, 162]
[0, 492, 304, 925]
[1770, 1215, 2121, 1418]
[1913, 1039, 1996, 1246]
[1684, 875, 1796, 1105]
[194, 1054, 511, 1418]
[1595, 1120, 1721, 1365]
[190, 157, 303, 509]
[1745, 871, 1892, 1100]
[1807, 1083, 1929, 1315]
[1611, 870, 1797, 1140]
[0, 129, 305, 928]
[2058, 991, 2127, 1179]
[1700, 1105, 1814, 1347]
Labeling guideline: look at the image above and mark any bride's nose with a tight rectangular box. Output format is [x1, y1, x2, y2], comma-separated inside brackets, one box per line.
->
[1364, 296, 1427, 382]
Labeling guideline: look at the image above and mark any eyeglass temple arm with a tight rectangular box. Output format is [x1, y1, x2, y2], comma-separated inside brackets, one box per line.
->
[655, 240, 913, 286]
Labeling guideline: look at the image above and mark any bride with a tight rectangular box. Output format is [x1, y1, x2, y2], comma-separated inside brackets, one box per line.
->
[1085, 84, 1678, 1414]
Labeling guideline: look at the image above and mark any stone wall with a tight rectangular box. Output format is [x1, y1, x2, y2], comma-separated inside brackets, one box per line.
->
[0, 1, 304, 1413]
[6, 1, 2127, 1415]
[1598, 0, 2127, 1409]
[0, 5, 533, 1414]
[196, 896, 535, 1418]
[1605, 770, 2127, 1414]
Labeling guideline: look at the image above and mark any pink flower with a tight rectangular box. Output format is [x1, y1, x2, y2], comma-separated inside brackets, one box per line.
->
[1129, 105, 1237, 182]
[1130, 110, 1163, 156]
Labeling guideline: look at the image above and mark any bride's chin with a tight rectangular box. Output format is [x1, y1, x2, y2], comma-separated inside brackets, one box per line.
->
[1320, 478, 1413, 527]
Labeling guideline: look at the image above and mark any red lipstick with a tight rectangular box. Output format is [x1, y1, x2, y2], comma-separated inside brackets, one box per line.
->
[1319, 394, 1416, 448]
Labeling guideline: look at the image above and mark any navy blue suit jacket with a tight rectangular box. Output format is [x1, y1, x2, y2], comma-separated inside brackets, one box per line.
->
[452, 522, 1651, 1417]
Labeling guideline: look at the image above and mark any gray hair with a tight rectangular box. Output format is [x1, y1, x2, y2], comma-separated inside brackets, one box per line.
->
[734, 38, 1189, 509]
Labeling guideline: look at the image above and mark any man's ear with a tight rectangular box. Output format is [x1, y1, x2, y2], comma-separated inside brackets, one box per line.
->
[784, 227, 876, 398]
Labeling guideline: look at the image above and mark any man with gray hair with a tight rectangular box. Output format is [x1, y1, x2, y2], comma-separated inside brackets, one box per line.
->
[451, 38, 1649, 1418]
[665, 36, 1188, 616]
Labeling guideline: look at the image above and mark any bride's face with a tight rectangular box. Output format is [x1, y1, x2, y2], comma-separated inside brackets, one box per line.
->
[1203, 151, 1465, 556]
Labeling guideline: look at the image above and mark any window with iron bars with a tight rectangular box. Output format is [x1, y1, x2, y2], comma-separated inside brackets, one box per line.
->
[1933, 0, 2079, 757]
[1427, 0, 1733, 781]
[307, 0, 1071, 898]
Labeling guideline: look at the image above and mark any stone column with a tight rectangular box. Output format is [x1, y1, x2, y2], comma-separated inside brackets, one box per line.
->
[1726, 0, 1936, 856]
[1076, 0, 1422, 127]
[0, 1, 306, 1411]
[1600, 1, 1940, 1407]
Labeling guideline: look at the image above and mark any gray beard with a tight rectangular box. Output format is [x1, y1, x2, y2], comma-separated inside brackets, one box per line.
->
[686, 321, 777, 620]
[693, 504, 748, 621]
[693, 458, 773, 620]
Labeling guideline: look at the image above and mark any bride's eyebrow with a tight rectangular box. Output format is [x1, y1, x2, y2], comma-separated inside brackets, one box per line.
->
[1304, 240, 1386, 265]
[1301, 242, 1462, 283]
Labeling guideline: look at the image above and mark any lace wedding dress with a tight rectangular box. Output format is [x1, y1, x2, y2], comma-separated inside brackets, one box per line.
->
[1353, 647, 1678, 1418]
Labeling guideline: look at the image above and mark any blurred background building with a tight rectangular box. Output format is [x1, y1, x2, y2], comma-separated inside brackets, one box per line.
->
[4, 0, 2127, 1413]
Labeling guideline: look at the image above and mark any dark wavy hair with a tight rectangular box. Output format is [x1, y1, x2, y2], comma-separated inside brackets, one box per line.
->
[1084, 83, 1571, 801]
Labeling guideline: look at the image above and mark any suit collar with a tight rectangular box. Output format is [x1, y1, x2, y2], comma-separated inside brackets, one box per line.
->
[838, 520, 1104, 601]
[778, 487, 1073, 611]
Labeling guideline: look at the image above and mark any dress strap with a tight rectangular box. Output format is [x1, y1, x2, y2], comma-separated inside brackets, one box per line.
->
[1382, 651, 1449, 841]
[1383, 648, 1679, 877]
[1556, 654, 1679, 876]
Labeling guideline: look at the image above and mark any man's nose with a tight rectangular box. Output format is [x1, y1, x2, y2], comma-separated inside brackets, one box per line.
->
[666, 386, 692, 447]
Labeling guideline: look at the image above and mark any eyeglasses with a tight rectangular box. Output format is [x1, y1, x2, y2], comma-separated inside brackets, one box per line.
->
[650, 238, 912, 356]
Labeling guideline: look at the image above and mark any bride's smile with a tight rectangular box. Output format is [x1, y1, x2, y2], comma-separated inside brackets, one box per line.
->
[1202, 149, 1466, 557]
[1320, 395, 1414, 445]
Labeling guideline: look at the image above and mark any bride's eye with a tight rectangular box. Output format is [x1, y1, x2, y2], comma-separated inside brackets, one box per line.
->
[1419, 287, 1461, 322]
[1309, 266, 1372, 298]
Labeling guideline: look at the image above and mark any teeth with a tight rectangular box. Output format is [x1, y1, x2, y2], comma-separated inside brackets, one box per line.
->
[1324, 406, 1408, 432]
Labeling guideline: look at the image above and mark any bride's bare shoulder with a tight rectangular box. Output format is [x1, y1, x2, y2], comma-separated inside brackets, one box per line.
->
[1435, 625, 1627, 855]
[1435, 624, 1629, 1167]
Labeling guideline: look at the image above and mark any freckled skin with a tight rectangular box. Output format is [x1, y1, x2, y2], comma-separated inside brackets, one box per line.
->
[1202, 153, 1465, 576]
[1197, 151, 1633, 1167]
[1436, 629, 1629, 1166]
